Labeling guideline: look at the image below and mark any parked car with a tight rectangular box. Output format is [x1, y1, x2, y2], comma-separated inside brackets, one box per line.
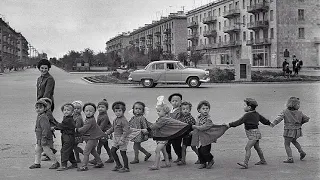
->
[128, 60, 210, 88]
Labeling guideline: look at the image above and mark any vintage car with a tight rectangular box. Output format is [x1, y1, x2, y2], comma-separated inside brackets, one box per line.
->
[128, 60, 210, 88]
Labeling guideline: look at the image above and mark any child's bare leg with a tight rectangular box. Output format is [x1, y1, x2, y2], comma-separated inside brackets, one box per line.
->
[292, 138, 306, 160]
[238, 140, 257, 168]
[253, 140, 267, 165]
[131, 142, 140, 163]
[152, 143, 163, 169]
[181, 145, 187, 163]
[284, 137, 293, 162]
[161, 146, 170, 166]
[191, 146, 200, 163]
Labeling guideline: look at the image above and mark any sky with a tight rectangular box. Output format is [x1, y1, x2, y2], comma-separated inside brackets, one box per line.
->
[0, 0, 214, 58]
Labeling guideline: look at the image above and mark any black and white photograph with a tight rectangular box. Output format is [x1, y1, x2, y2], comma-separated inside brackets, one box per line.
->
[0, 0, 319, 179]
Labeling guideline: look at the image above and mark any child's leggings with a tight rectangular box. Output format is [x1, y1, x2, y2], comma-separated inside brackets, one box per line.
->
[111, 146, 129, 168]
[198, 144, 213, 164]
[35, 144, 57, 164]
[83, 139, 102, 166]
[60, 134, 77, 166]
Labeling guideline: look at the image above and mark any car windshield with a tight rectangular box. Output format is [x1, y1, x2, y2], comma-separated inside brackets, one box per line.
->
[177, 62, 186, 69]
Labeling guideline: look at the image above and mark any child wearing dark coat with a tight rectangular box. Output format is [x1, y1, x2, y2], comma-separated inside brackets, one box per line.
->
[55, 103, 77, 171]
[72, 100, 84, 163]
[226, 98, 272, 169]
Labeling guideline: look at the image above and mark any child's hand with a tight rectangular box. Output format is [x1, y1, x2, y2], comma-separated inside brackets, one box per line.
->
[192, 125, 197, 130]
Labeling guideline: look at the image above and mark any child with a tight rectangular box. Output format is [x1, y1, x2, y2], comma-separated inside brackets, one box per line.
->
[29, 99, 60, 169]
[166, 93, 183, 163]
[105, 101, 130, 173]
[270, 97, 309, 163]
[76, 103, 105, 171]
[177, 101, 199, 165]
[146, 96, 191, 170]
[55, 103, 77, 171]
[128, 101, 152, 164]
[91, 99, 113, 164]
[72, 100, 84, 163]
[192, 101, 227, 169]
[39, 97, 58, 161]
[226, 98, 272, 169]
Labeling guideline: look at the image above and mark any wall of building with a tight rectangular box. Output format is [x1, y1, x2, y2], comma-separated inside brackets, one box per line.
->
[173, 19, 188, 56]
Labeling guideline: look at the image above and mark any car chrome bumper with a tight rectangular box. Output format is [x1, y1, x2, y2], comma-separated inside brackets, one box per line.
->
[128, 77, 133, 81]
[200, 77, 210, 83]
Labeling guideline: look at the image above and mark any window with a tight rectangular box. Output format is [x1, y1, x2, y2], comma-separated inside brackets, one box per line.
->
[204, 13, 206, 18]
[200, 14, 202, 22]
[235, 1, 239, 9]
[200, 27, 202, 35]
[224, 6, 226, 13]
[224, 35, 227, 42]
[298, 28, 305, 39]
[205, 38, 207, 45]
[155, 63, 165, 70]
[229, 4, 232, 10]
[243, 15, 246, 25]
[243, 31, 246, 41]
[219, 8, 221, 16]
[270, 10, 273, 21]
[166, 63, 176, 70]
[270, 28, 274, 39]
[219, 36, 222, 42]
[224, 20, 227, 27]
[243, 0, 245, 9]
[219, 22, 221, 30]
[298, 9, 304, 21]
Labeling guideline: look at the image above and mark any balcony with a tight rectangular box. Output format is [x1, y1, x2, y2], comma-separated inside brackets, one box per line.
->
[135, 39, 139, 43]
[154, 31, 161, 36]
[155, 42, 161, 46]
[246, 38, 271, 46]
[247, 2, 269, 13]
[164, 28, 171, 34]
[129, 40, 134, 45]
[187, 21, 198, 28]
[223, 40, 242, 47]
[147, 43, 153, 48]
[163, 39, 171, 45]
[187, 33, 199, 40]
[205, 44, 219, 49]
[195, 45, 206, 50]
[140, 37, 146, 41]
[147, 34, 153, 39]
[223, 9, 241, 18]
[247, 21, 269, 30]
[203, 30, 217, 37]
[203, 16, 217, 24]
[223, 24, 241, 33]
[314, 37, 320, 44]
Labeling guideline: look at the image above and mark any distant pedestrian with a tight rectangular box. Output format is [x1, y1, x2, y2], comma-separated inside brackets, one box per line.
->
[270, 97, 309, 163]
[76, 103, 105, 171]
[37, 59, 55, 112]
[72, 100, 84, 163]
[282, 59, 289, 76]
[55, 103, 77, 171]
[128, 101, 152, 164]
[292, 55, 297, 75]
[226, 98, 272, 169]
[29, 99, 60, 170]
[106, 101, 131, 173]
[192, 101, 227, 169]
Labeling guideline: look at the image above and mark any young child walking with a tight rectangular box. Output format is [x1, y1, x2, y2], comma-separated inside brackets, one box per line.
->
[89, 99, 114, 164]
[177, 101, 199, 165]
[105, 101, 130, 173]
[39, 97, 58, 161]
[72, 100, 84, 163]
[128, 101, 152, 164]
[146, 96, 192, 170]
[76, 103, 105, 171]
[29, 99, 60, 169]
[166, 93, 183, 163]
[271, 97, 309, 163]
[55, 103, 77, 171]
[226, 98, 272, 169]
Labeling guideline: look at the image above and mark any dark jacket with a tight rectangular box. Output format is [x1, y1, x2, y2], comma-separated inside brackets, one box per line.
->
[229, 111, 271, 130]
[77, 116, 105, 140]
[37, 73, 55, 110]
[35, 113, 53, 144]
[55, 115, 76, 135]
[97, 112, 112, 132]
[73, 113, 84, 128]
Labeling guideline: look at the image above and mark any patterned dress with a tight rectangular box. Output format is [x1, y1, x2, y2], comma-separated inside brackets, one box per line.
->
[128, 115, 149, 142]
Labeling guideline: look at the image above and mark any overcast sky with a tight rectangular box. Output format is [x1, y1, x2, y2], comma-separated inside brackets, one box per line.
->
[0, 0, 213, 58]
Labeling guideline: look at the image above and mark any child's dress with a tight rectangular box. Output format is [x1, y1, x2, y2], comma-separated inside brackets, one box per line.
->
[129, 115, 149, 142]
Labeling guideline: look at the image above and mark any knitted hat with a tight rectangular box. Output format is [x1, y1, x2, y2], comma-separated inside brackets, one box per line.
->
[83, 102, 97, 112]
[35, 99, 47, 107]
[72, 100, 83, 108]
[61, 103, 74, 112]
[97, 99, 109, 109]
[168, 93, 182, 102]
[40, 97, 52, 106]
[244, 98, 258, 107]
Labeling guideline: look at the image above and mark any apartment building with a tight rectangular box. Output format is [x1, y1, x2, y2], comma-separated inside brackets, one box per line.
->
[187, 0, 320, 67]
[17, 33, 29, 64]
[0, 18, 19, 65]
[106, 32, 130, 63]
[128, 11, 187, 57]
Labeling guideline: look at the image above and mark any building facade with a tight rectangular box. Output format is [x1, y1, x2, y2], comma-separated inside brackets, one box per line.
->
[186, 0, 320, 67]
[17, 33, 29, 64]
[106, 32, 130, 63]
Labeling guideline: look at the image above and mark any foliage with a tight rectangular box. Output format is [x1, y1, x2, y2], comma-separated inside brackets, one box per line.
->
[123, 46, 150, 68]
[207, 68, 235, 82]
[190, 51, 204, 67]
[161, 52, 175, 60]
[177, 52, 188, 66]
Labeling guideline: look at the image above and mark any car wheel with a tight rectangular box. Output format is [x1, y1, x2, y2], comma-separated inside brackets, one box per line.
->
[141, 79, 154, 88]
[187, 77, 200, 88]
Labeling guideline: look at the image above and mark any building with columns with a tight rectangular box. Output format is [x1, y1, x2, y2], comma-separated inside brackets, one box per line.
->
[186, 0, 320, 67]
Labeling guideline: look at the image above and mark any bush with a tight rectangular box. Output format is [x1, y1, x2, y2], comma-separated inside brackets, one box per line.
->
[111, 71, 120, 78]
[119, 71, 130, 80]
[207, 68, 235, 82]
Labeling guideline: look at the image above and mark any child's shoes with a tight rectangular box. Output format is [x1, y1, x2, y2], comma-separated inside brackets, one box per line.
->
[68, 163, 78, 169]
[198, 164, 206, 169]
[160, 164, 171, 168]
[206, 159, 215, 169]
[112, 165, 123, 171]
[130, 159, 139, 164]
[237, 162, 248, 169]
[177, 161, 186, 166]
[105, 158, 114, 163]
[57, 166, 68, 171]
[144, 153, 152, 161]
[118, 167, 130, 173]
[94, 163, 104, 168]
[77, 166, 88, 171]
[255, 161, 267, 165]
[283, 158, 294, 163]
[149, 165, 160, 170]
[300, 152, 306, 160]
[29, 164, 41, 169]
[49, 162, 60, 169]
[88, 159, 97, 165]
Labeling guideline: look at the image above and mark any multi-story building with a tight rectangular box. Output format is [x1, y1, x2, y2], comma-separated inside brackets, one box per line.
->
[0, 18, 19, 66]
[17, 33, 29, 64]
[127, 11, 187, 57]
[187, 0, 320, 67]
[106, 32, 130, 62]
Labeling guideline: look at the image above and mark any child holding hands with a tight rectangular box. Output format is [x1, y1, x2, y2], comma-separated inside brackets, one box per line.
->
[270, 97, 309, 163]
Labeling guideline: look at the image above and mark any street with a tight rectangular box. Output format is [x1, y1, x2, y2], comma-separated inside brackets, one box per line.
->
[0, 66, 319, 180]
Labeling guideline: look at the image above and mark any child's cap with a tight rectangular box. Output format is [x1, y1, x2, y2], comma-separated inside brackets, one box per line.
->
[40, 97, 52, 106]
[98, 99, 109, 109]
[61, 103, 74, 112]
[72, 100, 83, 108]
[197, 100, 210, 112]
[244, 98, 258, 107]
[112, 101, 126, 111]
[35, 99, 47, 107]
[83, 102, 97, 112]
[168, 93, 182, 102]
[181, 101, 192, 109]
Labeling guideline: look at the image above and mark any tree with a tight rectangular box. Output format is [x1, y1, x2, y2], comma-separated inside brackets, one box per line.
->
[161, 52, 175, 60]
[177, 52, 188, 66]
[190, 51, 204, 67]
[94, 52, 107, 66]
[82, 48, 94, 67]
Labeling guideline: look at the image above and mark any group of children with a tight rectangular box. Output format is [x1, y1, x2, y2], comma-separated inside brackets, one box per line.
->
[29, 93, 310, 172]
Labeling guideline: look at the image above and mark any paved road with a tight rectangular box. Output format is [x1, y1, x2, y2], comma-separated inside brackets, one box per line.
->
[0, 66, 319, 180]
